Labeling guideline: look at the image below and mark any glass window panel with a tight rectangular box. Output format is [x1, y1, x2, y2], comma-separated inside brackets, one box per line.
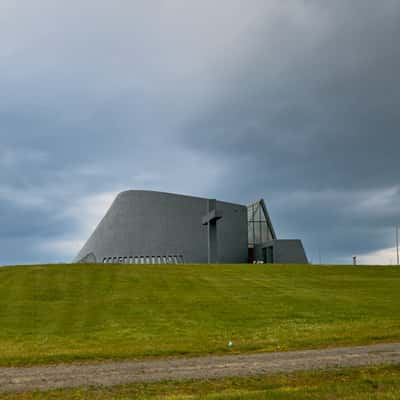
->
[260, 207, 267, 222]
[254, 222, 262, 244]
[248, 200, 275, 244]
[261, 221, 266, 243]
[248, 222, 254, 245]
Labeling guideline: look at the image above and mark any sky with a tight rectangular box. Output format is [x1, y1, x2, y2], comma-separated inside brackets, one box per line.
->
[1, 0, 400, 266]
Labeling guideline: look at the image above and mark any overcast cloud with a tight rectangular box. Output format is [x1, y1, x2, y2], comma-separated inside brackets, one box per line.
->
[1, 0, 399, 265]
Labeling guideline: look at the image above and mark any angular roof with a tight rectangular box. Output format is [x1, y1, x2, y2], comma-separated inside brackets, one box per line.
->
[247, 199, 277, 245]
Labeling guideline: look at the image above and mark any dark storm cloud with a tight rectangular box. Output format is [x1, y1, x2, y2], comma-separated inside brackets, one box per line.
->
[177, 1, 400, 263]
[184, 1, 400, 188]
[1, 0, 399, 264]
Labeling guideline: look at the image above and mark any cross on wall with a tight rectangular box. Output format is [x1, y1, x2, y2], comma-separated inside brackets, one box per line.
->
[202, 199, 223, 264]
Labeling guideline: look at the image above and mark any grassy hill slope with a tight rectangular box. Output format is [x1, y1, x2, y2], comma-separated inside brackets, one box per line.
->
[0, 263, 399, 366]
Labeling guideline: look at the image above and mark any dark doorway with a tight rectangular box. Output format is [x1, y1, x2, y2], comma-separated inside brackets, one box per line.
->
[263, 246, 274, 263]
[248, 247, 255, 263]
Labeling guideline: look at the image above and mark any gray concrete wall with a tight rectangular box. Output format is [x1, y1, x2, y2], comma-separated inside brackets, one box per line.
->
[254, 240, 308, 264]
[74, 190, 248, 264]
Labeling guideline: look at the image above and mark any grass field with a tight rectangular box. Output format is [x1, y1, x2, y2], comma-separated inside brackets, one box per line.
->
[1, 365, 400, 399]
[0, 263, 399, 366]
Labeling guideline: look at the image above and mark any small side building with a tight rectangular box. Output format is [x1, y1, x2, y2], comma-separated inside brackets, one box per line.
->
[247, 199, 308, 264]
[74, 190, 308, 264]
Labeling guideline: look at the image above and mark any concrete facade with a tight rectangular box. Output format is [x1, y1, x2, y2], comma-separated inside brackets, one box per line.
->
[74, 190, 248, 264]
[253, 240, 309, 264]
[74, 190, 308, 265]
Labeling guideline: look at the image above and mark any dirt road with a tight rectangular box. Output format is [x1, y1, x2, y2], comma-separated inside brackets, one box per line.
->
[1, 342, 400, 393]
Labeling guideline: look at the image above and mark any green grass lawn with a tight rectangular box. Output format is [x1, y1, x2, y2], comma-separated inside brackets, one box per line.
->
[1, 365, 400, 399]
[0, 263, 399, 366]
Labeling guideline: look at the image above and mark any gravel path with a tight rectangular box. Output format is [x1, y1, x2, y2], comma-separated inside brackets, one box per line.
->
[1, 343, 400, 393]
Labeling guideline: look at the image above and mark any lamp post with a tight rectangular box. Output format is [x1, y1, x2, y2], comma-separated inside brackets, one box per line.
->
[396, 225, 399, 266]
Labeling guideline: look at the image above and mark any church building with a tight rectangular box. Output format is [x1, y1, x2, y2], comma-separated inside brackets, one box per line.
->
[74, 190, 308, 264]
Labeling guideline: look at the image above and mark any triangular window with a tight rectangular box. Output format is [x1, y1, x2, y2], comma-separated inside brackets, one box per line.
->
[247, 199, 276, 246]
